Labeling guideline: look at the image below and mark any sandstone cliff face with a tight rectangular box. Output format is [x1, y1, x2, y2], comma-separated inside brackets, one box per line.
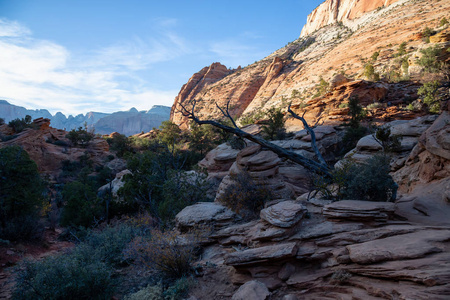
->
[170, 0, 448, 129]
[300, 0, 402, 37]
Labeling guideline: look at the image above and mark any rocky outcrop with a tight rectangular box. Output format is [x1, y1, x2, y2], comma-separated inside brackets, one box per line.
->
[300, 0, 402, 37]
[323, 200, 396, 222]
[394, 112, 450, 191]
[0, 118, 111, 179]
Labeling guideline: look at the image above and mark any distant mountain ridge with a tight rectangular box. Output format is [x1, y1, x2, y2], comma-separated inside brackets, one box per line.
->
[0, 100, 171, 136]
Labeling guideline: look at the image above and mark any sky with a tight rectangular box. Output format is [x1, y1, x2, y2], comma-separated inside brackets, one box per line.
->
[0, 0, 323, 116]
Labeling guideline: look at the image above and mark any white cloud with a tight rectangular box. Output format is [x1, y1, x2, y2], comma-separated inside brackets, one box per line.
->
[0, 19, 183, 115]
[0, 19, 31, 37]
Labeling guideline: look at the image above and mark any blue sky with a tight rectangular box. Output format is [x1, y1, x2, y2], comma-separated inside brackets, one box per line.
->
[0, 0, 323, 115]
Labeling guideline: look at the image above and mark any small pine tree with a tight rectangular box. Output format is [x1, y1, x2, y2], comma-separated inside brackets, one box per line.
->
[418, 80, 440, 113]
[261, 107, 286, 140]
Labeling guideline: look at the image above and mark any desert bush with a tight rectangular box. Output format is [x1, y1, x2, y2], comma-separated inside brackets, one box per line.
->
[397, 42, 407, 56]
[418, 45, 443, 73]
[418, 80, 441, 113]
[8, 115, 32, 133]
[228, 136, 246, 150]
[66, 126, 94, 147]
[440, 17, 449, 27]
[374, 127, 402, 152]
[341, 155, 397, 201]
[314, 76, 329, 97]
[124, 229, 199, 280]
[106, 133, 133, 157]
[60, 181, 103, 228]
[73, 224, 140, 267]
[0, 146, 46, 241]
[364, 63, 380, 81]
[13, 254, 114, 300]
[217, 172, 273, 220]
[422, 26, 436, 43]
[0, 215, 44, 242]
[124, 277, 194, 300]
[314, 155, 397, 202]
[158, 121, 181, 149]
[261, 107, 286, 140]
[53, 139, 69, 147]
[120, 149, 212, 225]
[371, 51, 380, 61]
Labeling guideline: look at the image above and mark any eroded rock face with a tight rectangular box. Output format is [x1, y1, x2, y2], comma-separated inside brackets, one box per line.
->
[0, 118, 111, 179]
[323, 200, 396, 222]
[394, 112, 450, 191]
[301, 0, 402, 37]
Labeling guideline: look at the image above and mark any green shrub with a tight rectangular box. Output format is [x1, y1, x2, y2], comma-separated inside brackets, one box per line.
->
[0, 146, 46, 241]
[124, 277, 194, 300]
[364, 63, 379, 81]
[124, 229, 199, 280]
[375, 127, 402, 152]
[398, 42, 407, 56]
[314, 155, 397, 202]
[371, 51, 380, 61]
[119, 150, 212, 225]
[440, 17, 449, 27]
[0, 216, 44, 242]
[314, 76, 329, 97]
[418, 80, 441, 113]
[13, 255, 114, 300]
[60, 181, 103, 227]
[106, 133, 132, 157]
[418, 45, 442, 73]
[66, 126, 94, 147]
[53, 139, 69, 147]
[74, 224, 139, 267]
[422, 26, 436, 43]
[8, 115, 32, 133]
[342, 155, 397, 201]
[217, 172, 273, 220]
[261, 107, 286, 140]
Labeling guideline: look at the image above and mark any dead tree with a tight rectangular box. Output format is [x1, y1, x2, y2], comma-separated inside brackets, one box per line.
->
[177, 100, 331, 177]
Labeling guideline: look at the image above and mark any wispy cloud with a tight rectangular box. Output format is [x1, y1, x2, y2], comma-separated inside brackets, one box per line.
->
[0, 18, 184, 115]
[209, 37, 267, 68]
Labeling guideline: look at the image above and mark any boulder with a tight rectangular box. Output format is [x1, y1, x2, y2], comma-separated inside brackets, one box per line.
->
[330, 74, 350, 89]
[98, 169, 131, 197]
[225, 242, 298, 267]
[356, 135, 382, 152]
[323, 200, 396, 222]
[175, 202, 236, 232]
[260, 201, 306, 228]
[231, 280, 270, 300]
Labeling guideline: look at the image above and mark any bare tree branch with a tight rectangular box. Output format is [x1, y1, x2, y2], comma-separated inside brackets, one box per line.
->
[287, 104, 328, 167]
[177, 100, 331, 177]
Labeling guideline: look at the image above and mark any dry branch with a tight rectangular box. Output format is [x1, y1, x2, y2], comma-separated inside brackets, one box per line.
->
[177, 100, 331, 177]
